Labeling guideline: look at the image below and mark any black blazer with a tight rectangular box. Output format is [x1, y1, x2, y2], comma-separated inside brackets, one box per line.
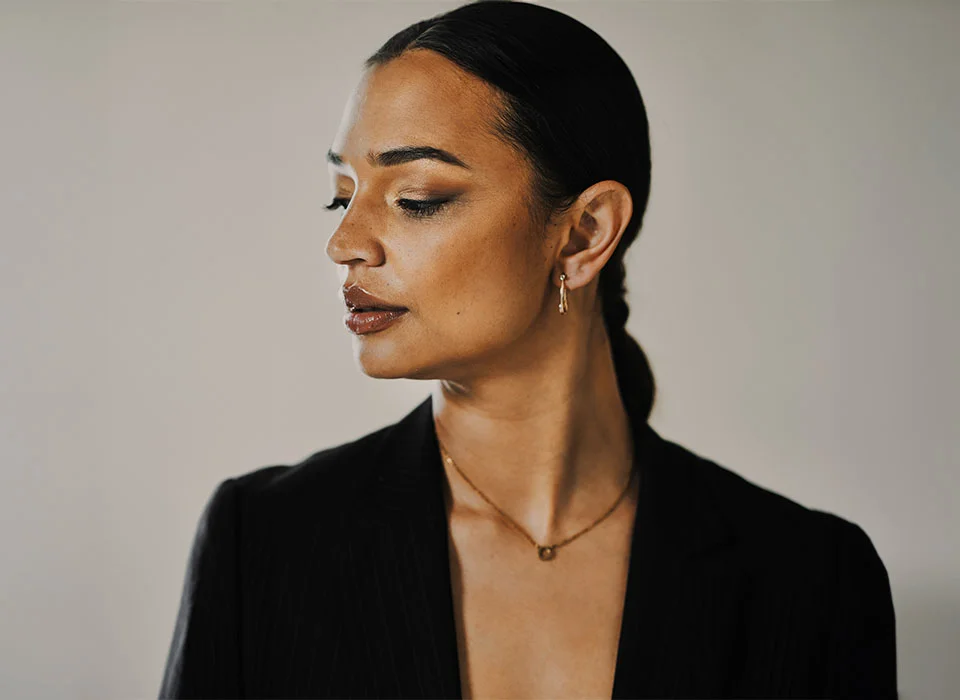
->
[159, 395, 898, 699]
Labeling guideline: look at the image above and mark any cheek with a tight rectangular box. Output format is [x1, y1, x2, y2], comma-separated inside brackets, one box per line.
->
[408, 216, 545, 345]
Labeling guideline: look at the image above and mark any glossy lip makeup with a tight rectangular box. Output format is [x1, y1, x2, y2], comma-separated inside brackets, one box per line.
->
[340, 284, 409, 335]
[343, 308, 408, 335]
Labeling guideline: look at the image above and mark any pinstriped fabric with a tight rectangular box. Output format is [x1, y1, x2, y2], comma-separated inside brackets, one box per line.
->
[779, 587, 802, 696]
[292, 512, 327, 697]
[774, 589, 798, 690]
[369, 527, 404, 694]
[158, 396, 898, 699]
[422, 512, 464, 697]
[392, 518, 428, 697]
[158, 477, 242, 699]
[824, 519, 898, 697]
[343, 537, 369, 700]
[406, 514, 453, 695]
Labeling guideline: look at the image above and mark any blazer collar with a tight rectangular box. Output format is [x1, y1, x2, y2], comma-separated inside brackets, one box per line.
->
[353, 394, 734, 561]
[336, 395, 743, 698]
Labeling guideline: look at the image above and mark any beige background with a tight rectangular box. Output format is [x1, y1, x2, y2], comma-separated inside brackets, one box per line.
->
[2, 0, 957, 698]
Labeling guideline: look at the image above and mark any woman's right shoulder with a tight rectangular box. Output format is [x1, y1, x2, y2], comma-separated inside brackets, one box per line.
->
[207, 421, 398, 528]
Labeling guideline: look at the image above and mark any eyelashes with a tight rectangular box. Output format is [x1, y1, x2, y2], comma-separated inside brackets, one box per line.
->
[401, 198, 450, 218]
[323, 196, 453, 219]
[323, 197, 351, 213]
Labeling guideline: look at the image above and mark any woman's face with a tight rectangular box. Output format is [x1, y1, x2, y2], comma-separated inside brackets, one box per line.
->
[325, 49, 560, 381]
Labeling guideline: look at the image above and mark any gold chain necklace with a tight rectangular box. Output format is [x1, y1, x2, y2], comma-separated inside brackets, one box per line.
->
[437, 441, 636, 562]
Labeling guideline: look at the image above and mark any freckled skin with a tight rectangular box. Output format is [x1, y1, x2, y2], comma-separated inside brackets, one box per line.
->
[326, 50, 555, 381]
[324, 46, 637, 525]
[324, 45, 638, 517]
[324, 49, 642, 699]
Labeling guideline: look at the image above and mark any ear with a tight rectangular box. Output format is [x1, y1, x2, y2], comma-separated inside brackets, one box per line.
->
[553, 180, 633, 289]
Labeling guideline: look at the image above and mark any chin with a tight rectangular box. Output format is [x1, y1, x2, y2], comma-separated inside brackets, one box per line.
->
[353, 340, 436, 380]
[357, 363, 411, 380]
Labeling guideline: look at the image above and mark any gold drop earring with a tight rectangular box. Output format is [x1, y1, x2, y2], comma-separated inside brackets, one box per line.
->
[558, 272, 568, 315]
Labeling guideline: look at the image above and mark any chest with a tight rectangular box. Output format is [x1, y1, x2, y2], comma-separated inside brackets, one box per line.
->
[446, 508, 636, 700]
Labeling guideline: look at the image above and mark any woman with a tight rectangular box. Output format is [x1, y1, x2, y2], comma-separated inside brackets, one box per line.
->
[159, 1, 897, 698]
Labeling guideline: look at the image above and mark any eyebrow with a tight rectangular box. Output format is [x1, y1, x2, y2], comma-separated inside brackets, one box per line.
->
[326, 145, 470, 170]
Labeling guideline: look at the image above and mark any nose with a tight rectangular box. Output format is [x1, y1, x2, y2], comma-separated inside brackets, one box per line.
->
[324, 198, 385, 267]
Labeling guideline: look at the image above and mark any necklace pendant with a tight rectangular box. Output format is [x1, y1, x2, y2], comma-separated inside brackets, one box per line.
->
[537, 545, 557, 561]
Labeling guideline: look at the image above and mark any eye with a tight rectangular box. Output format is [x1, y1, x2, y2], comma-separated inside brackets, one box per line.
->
[323, 196, 453, 219]
[397, 198, 452, 219]
[324, 197, 350, 211]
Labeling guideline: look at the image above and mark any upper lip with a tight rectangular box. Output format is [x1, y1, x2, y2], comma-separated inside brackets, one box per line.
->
[341, 285, 408, 312]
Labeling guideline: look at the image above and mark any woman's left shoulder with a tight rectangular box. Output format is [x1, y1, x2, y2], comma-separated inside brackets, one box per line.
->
[669, 441, 898, 695]
[659, 433, 888, 565]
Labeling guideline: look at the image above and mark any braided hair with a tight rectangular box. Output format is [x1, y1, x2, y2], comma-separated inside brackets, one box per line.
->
[366, 0, 657, 423]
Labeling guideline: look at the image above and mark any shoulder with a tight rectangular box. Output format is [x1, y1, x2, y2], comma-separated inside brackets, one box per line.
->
[201, 419, 399, 534]
[237, 422, 394, 496]
[662, 434, 898, 693]
[656, 433, 888, 575]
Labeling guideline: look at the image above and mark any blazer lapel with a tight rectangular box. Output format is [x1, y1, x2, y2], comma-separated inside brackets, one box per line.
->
[611, 411, 747, 698]
[335, 395, 746, 699]
[334, 396, 462, 699]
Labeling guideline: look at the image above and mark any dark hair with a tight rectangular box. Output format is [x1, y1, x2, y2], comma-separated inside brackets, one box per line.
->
[365, 0, 656, 423]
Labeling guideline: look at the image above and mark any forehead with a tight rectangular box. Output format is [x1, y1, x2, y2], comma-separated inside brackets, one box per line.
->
[330, 50, 514, 171]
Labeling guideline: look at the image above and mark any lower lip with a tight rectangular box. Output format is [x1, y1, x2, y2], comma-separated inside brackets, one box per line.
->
[344, 308, 408, 335]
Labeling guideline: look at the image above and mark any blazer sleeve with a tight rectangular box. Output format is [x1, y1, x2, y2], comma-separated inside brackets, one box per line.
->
[159, 478, 242, 699]
[825, 518, 898, 699]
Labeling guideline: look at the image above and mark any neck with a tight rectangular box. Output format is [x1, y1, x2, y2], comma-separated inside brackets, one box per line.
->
[431, 311, 635, 545]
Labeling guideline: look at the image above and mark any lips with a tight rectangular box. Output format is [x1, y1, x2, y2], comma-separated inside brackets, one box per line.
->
[340, 284, 409, 335]
[341, 285, 407, 313]
[344, 308, 408, 335]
